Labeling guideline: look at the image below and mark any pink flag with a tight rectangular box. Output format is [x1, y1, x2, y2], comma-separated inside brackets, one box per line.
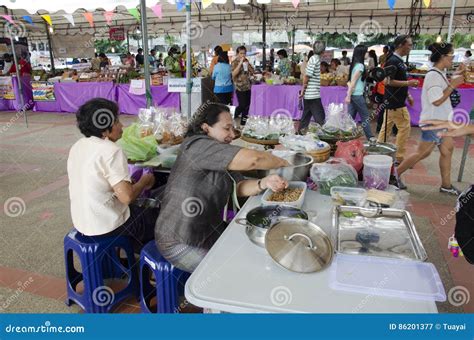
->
[151, 4, 163, 19]
[292, 0, 300, 8]
[104, 11, 114, 25]
[1, 15, 15, 25]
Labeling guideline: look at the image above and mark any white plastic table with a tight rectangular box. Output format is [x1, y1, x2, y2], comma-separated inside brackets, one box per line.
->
[185, 190, 438, 313]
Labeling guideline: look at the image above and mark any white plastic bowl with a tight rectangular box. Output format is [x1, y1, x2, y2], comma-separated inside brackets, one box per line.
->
[261, 181, 307, 209]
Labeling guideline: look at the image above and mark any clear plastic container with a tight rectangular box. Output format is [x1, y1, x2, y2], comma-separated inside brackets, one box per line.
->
[363, 155, 392, 190]
[330, 186, 367, 206]
[261, 181, 307, 209]
[329, 254, 446, 302]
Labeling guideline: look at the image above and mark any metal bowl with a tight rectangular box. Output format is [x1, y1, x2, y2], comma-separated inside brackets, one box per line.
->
[242, 153, 314, 181]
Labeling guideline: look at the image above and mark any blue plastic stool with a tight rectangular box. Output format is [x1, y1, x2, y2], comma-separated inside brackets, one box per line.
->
[139, 241, 190, 313]
[64, 229, 139, 313]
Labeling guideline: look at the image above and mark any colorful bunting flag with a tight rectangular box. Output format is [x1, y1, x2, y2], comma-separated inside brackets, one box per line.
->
[104, 11, 114, 25]
[292, 0, 300, 9]
[22, 15, 33, 24]
[1, 15, 15, 24]
[176, 0, 185, 11]
[83, 12, 94, 27]
[128, 8, 141, 22]
[63, 14, 75, 26]
[151, 4, 163, 19]
[41, 14, 52, 26]
[423, 0, 431, 7]
[202, 0, 213, 9]
[387, 0, 396, 10]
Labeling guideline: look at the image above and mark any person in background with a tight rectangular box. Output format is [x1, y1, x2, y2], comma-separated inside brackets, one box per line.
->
[157, 53, 164, 67]
[462, 50, 472, 65]
[340, 50, 351, 66]
[98, 53, 111, 69]
[345, 44, 373, 140]
[395, 43, 464, 194]
[148, 49, 157, 68]
[330, 58, 341, 73]
[135, 48, 144, 67]
[9, 52, 32, 76]
[209, 45, 223, 75]
[212, 51, 233, 105]
[421, 120, 474, 264]
[91, 53, 101, 71]
[67, 98, 157, 252]
[231, 45, 254, 125]
[164, 46, 182, 78]
[320, 61, 330, 74]
[269, 48, 275, 72]
[300, 51, 314, 79]
[368, 50, 378, 71]
[379, 46, 390, 65]
[124, 52, 135, 68]
[154, 102, 290, 273]
[298, 40, 327, 131]
[2, 53, 12, 75]
[80, 58, 88, 63]
[377, 35, 418, 164]
[276, 49, 292, 78]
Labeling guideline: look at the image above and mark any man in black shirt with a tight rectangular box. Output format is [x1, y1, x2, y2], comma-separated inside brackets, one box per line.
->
[135, 48, 144, 66]
[377, 35, 419, 163]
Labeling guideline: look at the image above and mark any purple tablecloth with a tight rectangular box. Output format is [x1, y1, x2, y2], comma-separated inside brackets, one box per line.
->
[243, 84, 474, 126]
[116, 84, 181, 115]
[53, 81, 116, 113]
[0, 76, 33, 111]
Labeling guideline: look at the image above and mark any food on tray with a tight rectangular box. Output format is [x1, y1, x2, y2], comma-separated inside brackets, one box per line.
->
[366, 189, 395, 206]
[268, 188, 304, 202]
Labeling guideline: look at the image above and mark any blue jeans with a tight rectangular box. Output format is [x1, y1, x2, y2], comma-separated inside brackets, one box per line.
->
[348, 95, 374, 139]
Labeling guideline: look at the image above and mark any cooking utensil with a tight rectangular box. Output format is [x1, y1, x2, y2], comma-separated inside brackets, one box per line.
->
[265, 218, 333, 273]
[333, 205, 427, 261]
[363, 137, 397, 159]
[236, 205, 308, 247]
[242, 153, 313, 181]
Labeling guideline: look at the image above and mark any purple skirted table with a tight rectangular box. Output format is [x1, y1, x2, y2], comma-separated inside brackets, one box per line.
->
[239, 84, 474, 126]
[116, 84, 181, 115]
[0, 76, 33, 111]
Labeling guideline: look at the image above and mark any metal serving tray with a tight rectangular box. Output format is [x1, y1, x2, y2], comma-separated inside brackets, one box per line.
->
[333, 206, 427, 261]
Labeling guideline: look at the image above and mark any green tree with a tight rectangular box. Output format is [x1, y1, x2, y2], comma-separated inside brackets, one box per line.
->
[94, 40, 127, 54]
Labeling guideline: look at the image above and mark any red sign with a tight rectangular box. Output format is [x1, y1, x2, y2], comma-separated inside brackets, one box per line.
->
[109, 27, 125, 41]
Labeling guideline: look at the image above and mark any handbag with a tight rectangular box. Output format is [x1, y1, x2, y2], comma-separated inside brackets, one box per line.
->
[427, 69, 461, 108]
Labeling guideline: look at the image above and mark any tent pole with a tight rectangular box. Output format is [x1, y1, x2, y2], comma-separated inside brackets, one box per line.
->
[447, 0, 456, 43]
[45, 23, 55, 73]
[262, 5, 266, 70]
[186, 0, 192, 119]
[140, 0, 152, 108]
[8, 30, 28, 127]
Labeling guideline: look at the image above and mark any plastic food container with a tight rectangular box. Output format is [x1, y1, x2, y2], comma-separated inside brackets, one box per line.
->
[330, 186, 367, 206]
[363, 155, 392, 190]
[261, 181, 307, 209]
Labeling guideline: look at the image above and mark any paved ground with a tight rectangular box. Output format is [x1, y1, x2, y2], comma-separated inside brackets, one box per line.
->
[0, 111, 473, 313]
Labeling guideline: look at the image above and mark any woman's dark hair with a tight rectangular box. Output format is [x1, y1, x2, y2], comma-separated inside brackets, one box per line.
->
[214, 45, 223, 55]
[467, 50, 472, 57]
[331, 58, 341, 66]
[99, 53, 107, 58]
[428, 43, 453, 63]
[320, 61, 329, 72]
[76, 98, 119, 138]
[217, 51, 229, 64]
[349, 44, 368, 82]
[236, 45, 247, 54]
[277, 49, 288, 58]
[368, 50, 378, 67]
[186, 102, 230, 137]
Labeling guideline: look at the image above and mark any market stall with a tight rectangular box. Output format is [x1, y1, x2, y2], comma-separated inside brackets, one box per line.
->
[116, 84, 181, 115]
[0, 76, 33, 111]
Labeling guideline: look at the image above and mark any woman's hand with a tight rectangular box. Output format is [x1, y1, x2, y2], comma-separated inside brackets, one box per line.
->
[450, 75, 465, 89]
[261, 174, 288, 192]
[344, 95, 351, 104]
[141, 173, 155, 190]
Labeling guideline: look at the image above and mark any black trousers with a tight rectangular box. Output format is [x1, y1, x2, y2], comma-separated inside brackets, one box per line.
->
[236, 90, 251, 125]
[456, 185, 474, 265]
[299, 98, 325, 132]
[215, 92, 233, 105]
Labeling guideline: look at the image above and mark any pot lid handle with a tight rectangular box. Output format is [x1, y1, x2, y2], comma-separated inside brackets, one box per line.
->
[369, 137, 377, 147]
[284, 232, 316, 250]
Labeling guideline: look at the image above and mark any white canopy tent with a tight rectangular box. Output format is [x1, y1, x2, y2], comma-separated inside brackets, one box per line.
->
[0, 0, 472, 117]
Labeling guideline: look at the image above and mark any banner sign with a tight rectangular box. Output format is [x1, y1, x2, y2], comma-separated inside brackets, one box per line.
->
[167, 78, 201, 93]
[32, 81, 55, 101]
[0, 76, 15, 99]
[109, 27, 125, 41]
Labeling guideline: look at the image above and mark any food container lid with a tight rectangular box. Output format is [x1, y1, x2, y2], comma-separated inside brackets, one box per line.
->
[264, 218, 333, 273]
[363, 137, 397, 156]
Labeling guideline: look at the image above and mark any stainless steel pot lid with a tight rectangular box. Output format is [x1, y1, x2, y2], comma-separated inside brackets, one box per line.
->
[363, 137, 397, 157]
[264, 218, 334, 273]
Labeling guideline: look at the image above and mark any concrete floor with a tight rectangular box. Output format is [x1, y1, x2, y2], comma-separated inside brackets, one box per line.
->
[0, 111, 473, 314]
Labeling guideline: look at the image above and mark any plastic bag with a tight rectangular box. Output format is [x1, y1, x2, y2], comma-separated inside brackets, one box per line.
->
[310, 158, 358, 195]
[321, 103, 357, 136]
[335, 139, 365, 173]
[117, 123, 158, 162]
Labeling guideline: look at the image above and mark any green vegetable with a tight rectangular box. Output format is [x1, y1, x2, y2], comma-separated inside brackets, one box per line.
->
[318, 173, 357, 195]
[341, 211, 357, 218]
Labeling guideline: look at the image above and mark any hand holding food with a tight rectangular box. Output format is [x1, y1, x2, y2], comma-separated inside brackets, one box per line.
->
[450, 75, 465, 89]
[262, 174, 288, 192]
[408, 79, 419, 87]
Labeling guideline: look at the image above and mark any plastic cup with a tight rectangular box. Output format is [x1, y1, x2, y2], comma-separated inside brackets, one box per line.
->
[363, 155, 392, 190]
